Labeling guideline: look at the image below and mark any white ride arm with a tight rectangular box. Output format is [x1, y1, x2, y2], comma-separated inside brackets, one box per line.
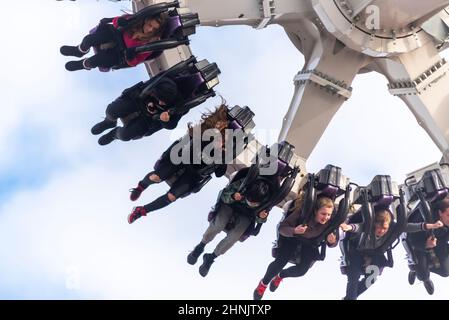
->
[279, 25, 372, 160]
[133, 0, 315, 74]
[375, 41, 449, 162]
[182, 0, 313, 28]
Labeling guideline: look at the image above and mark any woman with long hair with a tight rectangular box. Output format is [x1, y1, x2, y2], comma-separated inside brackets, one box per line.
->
[253, 192, 337, 300]
[60, 12, 166, 71]
[126, 104, 230, 224]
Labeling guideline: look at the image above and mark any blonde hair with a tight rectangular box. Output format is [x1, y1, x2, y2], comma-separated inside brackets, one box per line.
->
[315, 196, 334, 212]
[289, 190, 305, 214]
[374, 209, 392, 226]
[289, 191, 334, 223]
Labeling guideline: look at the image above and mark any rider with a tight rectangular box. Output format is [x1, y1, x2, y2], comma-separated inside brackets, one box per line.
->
[61, 11, 166, 71]
[91, 77, 181, 145]
[187, 170, 279, 277]
[126, 104, 240, 223]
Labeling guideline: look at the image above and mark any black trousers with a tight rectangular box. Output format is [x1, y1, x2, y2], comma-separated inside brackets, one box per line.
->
[106, 97, 161, 141]
[279, 245, 317, 279]
[261, 237, 317, 284]
[154, 159, 183, 185]
[344, 251, 386, 300]
[415, 247, 449, 281]
[80, 25, 122, 68]
[142, 163, 203, 213]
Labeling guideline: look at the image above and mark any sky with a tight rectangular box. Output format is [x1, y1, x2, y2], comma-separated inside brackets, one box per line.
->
[0, 0, 448, 300]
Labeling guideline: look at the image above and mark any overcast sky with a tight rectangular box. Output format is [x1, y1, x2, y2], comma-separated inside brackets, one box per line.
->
[0, 0, 447, 299]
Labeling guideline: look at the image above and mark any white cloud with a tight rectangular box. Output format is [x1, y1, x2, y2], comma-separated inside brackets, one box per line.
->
[0, 1, 135, 166]
[2, 164, 448, 299]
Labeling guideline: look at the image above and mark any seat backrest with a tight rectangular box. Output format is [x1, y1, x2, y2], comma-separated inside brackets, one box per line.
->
[173, 72, 204, 98]
[350, 177, 408, 254]
[164, 15, 182, 37]
[169, 59, 220, 101]
[139, 56, 197, 98]
[162, 9, 200, 39]
[253, 141, 296, 179]
[407, 168, 449, 203]
[227, 105, 255, 133]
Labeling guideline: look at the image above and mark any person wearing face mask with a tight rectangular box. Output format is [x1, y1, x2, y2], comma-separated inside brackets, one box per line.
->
[253, 193, 337, 300]
[187, 175, 276, 277]
[90, 77, 181, 146]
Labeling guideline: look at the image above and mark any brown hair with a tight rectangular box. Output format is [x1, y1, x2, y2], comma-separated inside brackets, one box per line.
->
[188, 104, 229, 138]
[289, 191, 334, 223]
[289, 190, 305, 214]
[315, 196, 334, 212]
[374, 209, 392, 226]
[126, 12, 167, 42]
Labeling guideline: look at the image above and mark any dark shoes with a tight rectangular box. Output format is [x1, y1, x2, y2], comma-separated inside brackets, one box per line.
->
[130, 184, 145, 202]
[424, 279, 434, 295]
[269, 274, 283, 292]
[98, 128, 118, 146]
[60, 45, 89, 58]
[61, 45, 91, 71]
[253, 280, 267, 300]
[199, 253, 215, 277]
[187, 244, 205, 265]
[65, 59, 90, 72]
[408, 271, 416, 285]
[91, 119, 117, 135]
[127, 206, 148, 224]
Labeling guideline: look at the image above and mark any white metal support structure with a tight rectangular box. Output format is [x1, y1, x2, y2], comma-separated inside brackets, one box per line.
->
[133, 0, 449, 193]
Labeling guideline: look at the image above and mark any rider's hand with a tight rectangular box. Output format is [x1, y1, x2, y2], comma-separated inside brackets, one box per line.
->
[160, 112, 170, 122]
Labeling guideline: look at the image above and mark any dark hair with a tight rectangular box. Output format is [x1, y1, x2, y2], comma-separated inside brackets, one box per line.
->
[433, 198, 449, 215]
[126, 12, 167, 42]
[246, 180, 270, 203]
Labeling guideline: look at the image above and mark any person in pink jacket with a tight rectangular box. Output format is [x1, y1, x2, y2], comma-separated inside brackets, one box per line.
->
[60, 12, 166, 71]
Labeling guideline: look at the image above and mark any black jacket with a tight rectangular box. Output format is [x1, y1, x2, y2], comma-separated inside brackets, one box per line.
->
[408, 207, 449, 253]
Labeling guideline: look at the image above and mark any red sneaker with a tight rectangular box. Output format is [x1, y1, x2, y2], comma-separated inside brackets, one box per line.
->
[127, 206, 147, 224]
[269, 274, 283, 292]
[253, 280, 267, 300]
[129, 184, 145, 201]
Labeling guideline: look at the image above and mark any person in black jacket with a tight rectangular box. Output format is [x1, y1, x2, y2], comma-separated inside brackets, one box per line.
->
[340, 209, 394, 300]
[127, 105, 230, 223]
[406, 197, 449, 294]
[91, 77, 181, 145]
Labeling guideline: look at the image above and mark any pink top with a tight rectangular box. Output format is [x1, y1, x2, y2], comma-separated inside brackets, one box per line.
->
[112, 15, 156, 67]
